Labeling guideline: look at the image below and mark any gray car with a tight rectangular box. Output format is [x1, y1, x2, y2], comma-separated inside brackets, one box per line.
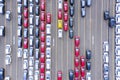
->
[69, 17, 74, 28]
[86, 49, 92, 60]
[35, 6, 39, 16]
[69, 6, 74, 17]
[29, 47, 34, 57]
[18, 15, 22, 26]
[69, 69, 74, 80]
[35, 38, 39, 49]
[24, 28, 28, 38]
[35, 27, 39, 37]
[18, 37, 22, 48]
[69, 28, 74, 39]
[35, 0, 39, 4]
[35, 49, 39, 60]
[81, 7, 86, 17]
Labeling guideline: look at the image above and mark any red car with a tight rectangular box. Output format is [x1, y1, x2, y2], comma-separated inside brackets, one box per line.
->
[46, 13, 51, 24]
[75, 47, 80, 57]
[40, 53, 45, 63]
[23, 18, 28, 28]
[74, 36, 80, 47]
[40, 32, 45, 42]
[64, 12, 68, 21]
[23, 8, 28, 18]
[58, 10, 62, 19]
[40, 11, 45, 21]
[40, 42, 45, 52]
[80, 56, 85, 67]
[74, 57, 79, 67]
[80, 67, 85, 77]
[40, 21, 45, 31]
[23, 38, 28, 49]
[57, 71, 62, 80]
[63, 22, 68, 31]
[74, 67, 79, 77]
[74, 77, 79, 80]
[40, 73, 45, 80]
[40, 63, 45, 73]
[40, 0, 45, 11]
[64, 2, 68, 12]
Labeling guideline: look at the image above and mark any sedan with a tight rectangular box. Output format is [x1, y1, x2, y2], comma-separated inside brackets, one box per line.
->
[69, 28, 74, 39]
[23, 38, 28, 49]
[80, 67, 85, 77]
[63, 22, 68, 31]
[74, 67, 79, 77]
[46, 13, 51, 24]
[74, 36, 80, 47]
[58, 10, 62, 19]
[80, 56, 85, 67]
[23, 18, 28, 28]
[40, 32, 46, 42]
[57, 71, 62, 80]
[69, 6, 74, 17]
[40, 63, 45, 73]
[81, 0, 85, 8]
[104, 11, 110, 20]
[81, 7, 86, 17]
[74, 57, 79, 67]
[64, 12, 68, 21]
[40, 42, 45, 52]
[69, 69, 74, 80]
[64, 1, 68, 12]
[40, 11, 45, 21]
[86, 61, 91, 71]
[40, 21, 46, 31]
[40, 0, 45, 11]
[86, 0, 92, 7]
[40, 53, 45, 63]
[23, 8, 28, 18]
[86, 49, 92, 60]
[75, 47, 80, 57]
[69, 17, 74, 28]
[40, 73, 45, 80]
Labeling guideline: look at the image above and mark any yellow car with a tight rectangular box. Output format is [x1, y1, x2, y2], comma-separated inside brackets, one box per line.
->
[58, 20, 63, 29]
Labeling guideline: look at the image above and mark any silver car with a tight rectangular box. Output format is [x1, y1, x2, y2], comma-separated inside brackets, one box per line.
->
[29, 36, 34, 47]
[103, 52, 109, 63]
[46, 35, 51, 47]
[115, 46, 120, 56]
[29, 25, 34, 36]
[23, 49, 28, 59]
[18, 26, 22, 37]
[29, 3, 34, 14]
[5, 11, 11, 21]
[18, 15, 22, 26]
[0, 3, 4, 14]
[17, 48, 22, 58]
[5, 55, 11, 65]
[46, 24, 51, 35]
[28, 67, 34, 76]
[35, 16, 40, 26]
[17, 4, 22, 14]
[24, 28, 28, 38]
[81, 7, 86, 17]
[86, 72, 91, 80]
[29, 15, 34, 25]
[46, 59, 51, 70]
[46, 47, 51, 58]
[103, 41, 109, 52]
[23, 59, 28, 70]
[35, 60, 39, 70]
[116, 3, 120, 13]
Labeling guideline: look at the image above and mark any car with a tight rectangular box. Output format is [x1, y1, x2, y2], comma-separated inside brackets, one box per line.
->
[69, 28, 74, 39]
[81, 7, 86, 17]
[35, 60, 39, 70]
[80, 67, 85, 77]
[40, 11, 45, 21]
[0, 68, 4, 80]
[69, 69, 74, 80]
[40, 21, 46, 31]
[86, 0, 92, 7]
[40, 73, 45, 80]
[18, 37, 22, 48]
[74, 67, 79, 77]
[35, 27, 39, 37]
[103, 52, 109, 63]
[115, 46, 120, 56]
[29, 47, 34, 56]
[23, 49, 28, 59]
[46, 13, 51, 24]
[28, 76, 33, 80]
[116, 3, 120, 14]
[46, 70, 51, 80]
[40, 32, 46, 42]
[29, 57, 34, 67]
[35, 0, 39, 4]
[116, 14, 120, 24]
[109, 17, 115, 28]
[46, 47, 51, 58]
[0, 3, 4, 14]
[35, 5, 39, 15]
[116, 56, 120, 66]
[64, 2, 68, 12]
[23, 70, 28, 80]
[34, 70, 39, 80]
[40, 53, 45, 63]
[29, 36, 34, 47]
[23, 8, 28, 18]
[17, 48, 22, 58]
[40, 63, 45, 73]
[57, 71, 62, 80]
[104, 74, 109, 80]
[70, 0, 74, 5]
[63, 22, 68, 31]
[0, 0, 4, 3]
[74, 77, 79, 80]
[80, 56, 85, 67]
[81, 0, 85, 8]
[58, 29, 63, 38]
[103, 63, 109, 75]
[116, 35, 120, 45]
[5, 45, 11, 54]
[0, 26, 5, 36]
[35, 38, 39, 49]
[5, 55, 11, 65]
[29, 15, 34, 25]
[86, 72, 91, 80]
[23, 0, 28, 7]
[104, 11, 110, 20]
[17, 0, 22, 3]
[40, 42, 45, 52]
[5, 11, 11, 21]
[5, 76, 10, 80]
[23, 38, 28, 49]
[103, 41, 109, 52]
[18, 15, 22, 26]
[75, 47, 80, 57]
[116, 25, 120, 35]
[17, 26, 22, 37]
[58, 0, 62, 9]
[46, 35, 51, 47]
[86, 49, 92, 60]
[40, 0, 45, 11]
[86, 61, 91, 71]
[117, 0, 120, 3]
[29, 0, 34, 3]
[58, 10, 62, 19]
[69, 6, 74, 17]
[74, 36, 80, 47]
[69, 17, 74, 28]
[35, 49, 40, 60]
[58, 20, 63, 29]
[23, 18, 28, 28]
[46, 24, 51, 35]
[28, 67, 33, 76]
[29, 3, 34, 14]
[23, 59, 28, 70]
[24, 28, 28, 38]
[29, 25, 34, 36]
[116, 67, 120, 77]
[64, 12, 68, 21]
[17, 4, 22, 14]
[35, 16, 40, 26]
[74, 57, 79, 67]
[46, 59, 51, 70]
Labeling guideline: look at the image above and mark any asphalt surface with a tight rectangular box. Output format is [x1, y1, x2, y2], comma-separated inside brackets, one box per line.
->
[0, 0, 115, 80]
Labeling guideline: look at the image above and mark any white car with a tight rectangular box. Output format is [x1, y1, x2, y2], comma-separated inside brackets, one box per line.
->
[116, 67, 120, 77]
[116, 0, 120, 3]
[46, 24, 51, 35]
[116, 35, 120, 45]
[46, 70, 51, 80]
[116, 25, 120, 35]
[116, 3, 120, 13]
[5, 76, 10, 80]
[17, 4, 22, 14]
[29, 4, 34, 14]
[5, 45, 11, 55]
[29, 15, 34, 25]
[116, 77, 120, 80]
[58, 29, 63, 38]
[103, 41, 109, 52]
[34, 70, 39, 80]
[46, 35, 51, 47]
[5, 11, 11, 21]
[103, 52, 109, 63]
[115, 46, 120, 56]
[23, 59, 28, 70]
[17, 26, 22, 37]
[116, 56, 120, 67]
[58, 0, 62, 9]
[0, 3, 4, 14]
[28, 76, 33, 80]
[29, 36, 34, 47]
[29, 57, 34, 67]
[46, 59, 51, 70]
[28, 67, 34, 76]
[86, 72, 91, 80]
[29, 25, 34, 36]
[116, 14, 120, 24]
[5, 55, 11, 65]
[0, 26, 5, 36]
[35, 60, 39, 70]
[46, 47, 51, 58]
[17, 48, 22, 58]
[23, 49, 28, 59]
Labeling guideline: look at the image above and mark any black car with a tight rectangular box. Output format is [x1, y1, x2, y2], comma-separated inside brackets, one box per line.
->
[35, 38, 39, 49]
[69, 69, 74, 80]
[70, 0, 74, 5]
[104, 11, 109, 20]
[69, 17, 74, 28]
[69, 28, 74, 39]
[35, 27, 39, 37]
[81, 0, 85, 8]
[86, 0, 92, 7]
[0, 68, 4, 80]
[86, 49, 92, 60]
[86, 61, 91, 71]
[69, 6, 74, 17]
[35, 6, 39, 16]
[29, 47, 34, 56]
[81, 7, 86, 17]
[108, 17, 116, 28]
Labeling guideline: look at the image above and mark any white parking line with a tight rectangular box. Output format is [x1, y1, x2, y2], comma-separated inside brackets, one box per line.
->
[92, 36, 94, 45]
[52, 37, 54, 46]
[13, 36, 15, 45]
